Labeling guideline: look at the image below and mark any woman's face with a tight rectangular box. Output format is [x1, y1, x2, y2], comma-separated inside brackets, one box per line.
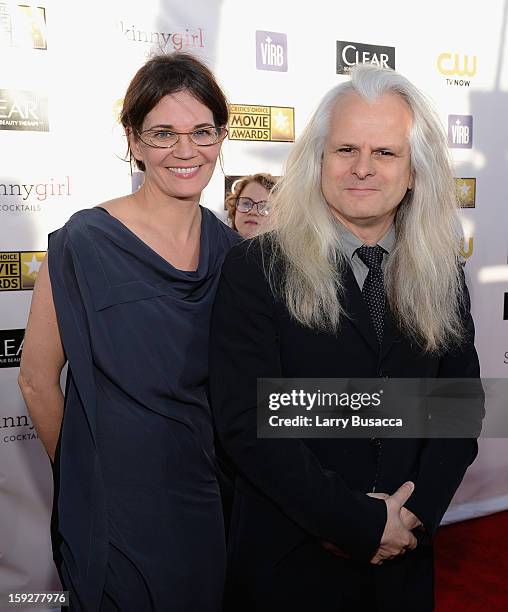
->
[130, 90, 223, 203]
[234, 181, 271, 239]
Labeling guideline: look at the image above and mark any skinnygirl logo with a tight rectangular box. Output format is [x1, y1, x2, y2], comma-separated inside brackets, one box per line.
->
[119, 21, 204, 51]
[1, 414, 38, 444]
[0, 176, 71, 201]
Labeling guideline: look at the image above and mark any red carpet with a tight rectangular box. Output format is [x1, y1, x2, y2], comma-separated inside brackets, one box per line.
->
[435, 510, 508, 611]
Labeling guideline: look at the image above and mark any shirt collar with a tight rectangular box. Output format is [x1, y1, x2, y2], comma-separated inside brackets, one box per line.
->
[336, 221, 396, 262]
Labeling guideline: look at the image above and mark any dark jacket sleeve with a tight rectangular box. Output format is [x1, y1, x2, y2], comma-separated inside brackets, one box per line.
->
[403, 268, 483, 535]
[209, 242, 387, 559]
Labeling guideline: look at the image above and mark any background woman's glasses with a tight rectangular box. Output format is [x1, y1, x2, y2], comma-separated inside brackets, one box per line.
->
[235, 197, 271, 216]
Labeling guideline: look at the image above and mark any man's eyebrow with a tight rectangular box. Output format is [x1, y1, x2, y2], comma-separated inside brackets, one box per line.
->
[373, 144, 404, 150]
[333, 142, 406, 151]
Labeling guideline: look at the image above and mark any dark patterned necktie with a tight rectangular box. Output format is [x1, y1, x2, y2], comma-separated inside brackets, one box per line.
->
[356, 245, 386, 344]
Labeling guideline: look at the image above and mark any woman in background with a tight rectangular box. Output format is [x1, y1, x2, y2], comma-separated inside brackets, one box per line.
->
[225, 173, 276, 238]
[18, 53, 238, 611]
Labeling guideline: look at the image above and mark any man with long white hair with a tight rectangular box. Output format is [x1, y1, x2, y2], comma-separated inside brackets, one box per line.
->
[210, 64, 480, 611]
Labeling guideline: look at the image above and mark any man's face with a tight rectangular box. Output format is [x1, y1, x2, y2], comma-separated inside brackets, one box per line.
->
[321, 92, 413, 236]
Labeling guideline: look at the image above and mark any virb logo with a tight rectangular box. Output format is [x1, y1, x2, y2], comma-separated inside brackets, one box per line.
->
[448, 115, 473, 149]
[256, 31, 287, 72]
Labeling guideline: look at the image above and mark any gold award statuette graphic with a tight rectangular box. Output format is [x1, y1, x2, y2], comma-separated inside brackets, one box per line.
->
[0, 4, 47, 49]
[455, 178, 476, 208]
[0, 251, 45, 291]
[228, 104, 295, 142]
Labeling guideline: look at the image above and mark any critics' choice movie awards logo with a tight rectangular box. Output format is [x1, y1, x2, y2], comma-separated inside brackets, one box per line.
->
[0, 2, 47, 49]
[118, 21, 204, 51]
[228, 104, 294, 141]
[455, 178, 476, 208]
[1, 414, 37, 444]
[0, 329, 24, 368]
[0, 89, 48, 131]
[0, 251, 45, 291]
[448, 115, 473, 149]
[0, 176, 71, 212]
[336, 41, 395, 74]
[437, 53, 477, 87]
[256, 31, 287, 71]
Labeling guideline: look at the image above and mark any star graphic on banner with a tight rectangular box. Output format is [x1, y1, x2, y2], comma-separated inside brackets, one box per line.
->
[455, 119, 462, 125]
[24, 255, 42, 275]
[273, 111, 289, 133]
[265, 36, 272, 44]
[459, 182, 471, 197]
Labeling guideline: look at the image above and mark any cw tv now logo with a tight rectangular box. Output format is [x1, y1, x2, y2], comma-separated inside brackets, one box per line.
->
[256, 31, 287, 71]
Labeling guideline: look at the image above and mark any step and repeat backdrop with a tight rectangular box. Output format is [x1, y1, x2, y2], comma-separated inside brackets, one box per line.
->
[1, 0, 507, 599]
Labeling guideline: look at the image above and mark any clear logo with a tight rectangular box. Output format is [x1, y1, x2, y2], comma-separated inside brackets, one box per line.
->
[336, 41, 395, 74]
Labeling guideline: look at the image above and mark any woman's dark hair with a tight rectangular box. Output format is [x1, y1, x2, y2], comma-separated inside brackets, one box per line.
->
[120, 53, 229, 171]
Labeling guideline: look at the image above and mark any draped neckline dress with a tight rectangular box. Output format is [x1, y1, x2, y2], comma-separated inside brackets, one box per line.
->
[48, 205, 239, 611]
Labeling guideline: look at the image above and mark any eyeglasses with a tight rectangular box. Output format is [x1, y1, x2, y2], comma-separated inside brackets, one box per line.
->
[136, 126, 228, 148]
[235, 197, 271, 216]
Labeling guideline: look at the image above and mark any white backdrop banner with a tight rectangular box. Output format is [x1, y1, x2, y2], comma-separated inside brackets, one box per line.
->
[1, 0, 507, 600]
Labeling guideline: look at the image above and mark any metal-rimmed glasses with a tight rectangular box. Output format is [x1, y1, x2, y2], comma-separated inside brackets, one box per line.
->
[235, 196, 271, 216]
[136, 126, 228, 148]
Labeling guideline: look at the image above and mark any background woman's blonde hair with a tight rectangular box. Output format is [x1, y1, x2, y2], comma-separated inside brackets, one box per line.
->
[261, 63, 464, 353]
[225, 173, 277, 230]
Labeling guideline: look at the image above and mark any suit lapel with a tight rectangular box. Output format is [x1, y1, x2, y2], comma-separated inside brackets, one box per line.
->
[380, 305, 401, 360]
[343, 264, 380, 354]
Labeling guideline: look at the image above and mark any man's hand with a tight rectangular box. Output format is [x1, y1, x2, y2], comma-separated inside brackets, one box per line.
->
[400, 507, 422, 531]
[369, 481, 417, 565]
[367, 491, 423, 531]
[320, 483, 422, 562]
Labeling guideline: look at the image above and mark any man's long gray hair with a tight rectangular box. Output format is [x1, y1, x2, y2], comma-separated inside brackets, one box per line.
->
[262, 64, 464, 352]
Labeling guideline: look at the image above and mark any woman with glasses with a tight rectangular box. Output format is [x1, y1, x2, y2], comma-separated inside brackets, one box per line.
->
[18, 53, 239, 611]
[225, 173, 277, 238]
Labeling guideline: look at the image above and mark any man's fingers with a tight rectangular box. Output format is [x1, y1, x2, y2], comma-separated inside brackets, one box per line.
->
[400, 507, 423, 530]
[399, 531, 417, 552]
[370, 553, 383, 565]
[367, 492, 389, 500]
[407, 532, 417, 550]
[388, 481, 415, 509]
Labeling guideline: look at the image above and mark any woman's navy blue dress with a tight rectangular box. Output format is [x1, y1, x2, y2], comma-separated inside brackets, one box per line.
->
[47, 206, 239, 611]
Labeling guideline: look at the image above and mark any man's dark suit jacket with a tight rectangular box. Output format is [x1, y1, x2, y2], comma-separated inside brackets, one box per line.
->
[209, 239, 480, 612]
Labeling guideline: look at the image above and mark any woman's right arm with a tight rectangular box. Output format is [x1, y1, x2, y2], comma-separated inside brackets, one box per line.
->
[18, 255, 66, 462]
